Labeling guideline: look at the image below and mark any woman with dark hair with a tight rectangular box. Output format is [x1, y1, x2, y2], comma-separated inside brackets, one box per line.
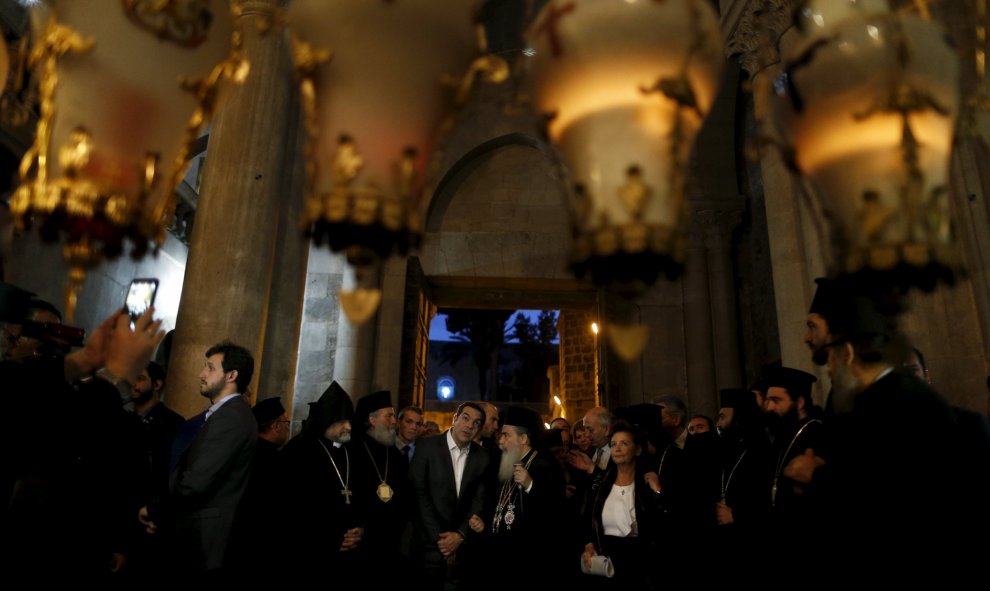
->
[581, 420, 662, 589]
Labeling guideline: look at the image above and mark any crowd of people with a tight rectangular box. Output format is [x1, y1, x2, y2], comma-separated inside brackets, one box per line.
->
[1, 277, 989, 586]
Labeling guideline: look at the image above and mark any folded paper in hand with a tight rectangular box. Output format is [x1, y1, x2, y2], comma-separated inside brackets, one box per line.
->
[581, 554, 615, 578]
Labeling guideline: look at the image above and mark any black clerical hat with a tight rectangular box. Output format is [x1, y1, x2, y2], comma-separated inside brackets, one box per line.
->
[354, 390, 393, 426]
[500, 406, 544, 440]
[764, 366, 817, 404]
[252, 397, 285, 427]
[827, 296, 889, 340]
[719, 388, 752, 410]
[304, 381, 354, 437]
[808, 278, 851, 321]
[752, 360, 782, 393]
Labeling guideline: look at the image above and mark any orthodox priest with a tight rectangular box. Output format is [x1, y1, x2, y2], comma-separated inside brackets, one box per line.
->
[282, 381, 363, 581]
[486, 406, 567, 589]
[763, 366, 824, 536]
[351, 390, 412, 583]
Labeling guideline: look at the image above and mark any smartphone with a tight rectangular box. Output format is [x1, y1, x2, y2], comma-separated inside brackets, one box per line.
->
[124, 278, 159, 326]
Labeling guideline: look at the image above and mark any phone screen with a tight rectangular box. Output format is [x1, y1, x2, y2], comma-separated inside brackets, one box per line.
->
[125, 278, 159, 323]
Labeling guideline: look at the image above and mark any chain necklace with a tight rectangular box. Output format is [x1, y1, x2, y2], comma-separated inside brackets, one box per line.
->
[658, 444, 673, 476]
[771, 419, 822, 506]
[492, 450, 537, 534]
[363, 439, 393, 503]
[720, 449, 747, 503]
[318, 439, 352, 505]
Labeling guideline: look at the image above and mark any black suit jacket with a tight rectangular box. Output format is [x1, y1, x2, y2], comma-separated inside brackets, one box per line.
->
[409, 430, 489, 551]
[149, 395, 257, 570]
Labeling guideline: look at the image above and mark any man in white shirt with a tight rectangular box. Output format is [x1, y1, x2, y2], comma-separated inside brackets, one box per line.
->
[409, 402, 489, 589]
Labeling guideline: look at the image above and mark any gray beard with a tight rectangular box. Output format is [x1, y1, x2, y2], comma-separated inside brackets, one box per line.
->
[369, 422, 396, 446]
[498, 446, 524, 482]
[329, 431, 351, 444]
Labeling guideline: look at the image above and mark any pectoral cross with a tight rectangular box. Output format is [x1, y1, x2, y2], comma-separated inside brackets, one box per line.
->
[341, 488, 353, 504]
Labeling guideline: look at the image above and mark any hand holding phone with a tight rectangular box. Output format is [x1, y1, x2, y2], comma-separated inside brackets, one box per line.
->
[125, 278, 159, 327]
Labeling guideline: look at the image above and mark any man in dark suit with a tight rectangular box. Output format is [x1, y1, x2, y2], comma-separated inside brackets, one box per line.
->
[409, 401, 489, 590]
[140, 341, 257, 575]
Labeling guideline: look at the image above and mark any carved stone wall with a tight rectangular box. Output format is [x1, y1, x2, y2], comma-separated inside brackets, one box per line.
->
[558, 309, 599, 421]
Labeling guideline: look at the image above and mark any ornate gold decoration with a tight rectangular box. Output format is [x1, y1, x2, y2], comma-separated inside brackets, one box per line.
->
[289, 0, 502, 323]
[724, 0, 797, 76]
[158, 4, 250, 240]
[769, 2, 961, 292]
[445, 23, 510, 104]
[339, 287, 383, 325]
[533, 1, 577, 58]
[0, 35, 37, 128]
[527, 0, 723, 296]
[301, 133, 422, 263]
[122, 0, 213, 48]
[618, 166, 651, 219]
[605, 323, 650, 363]
[12, 5, 248, 319]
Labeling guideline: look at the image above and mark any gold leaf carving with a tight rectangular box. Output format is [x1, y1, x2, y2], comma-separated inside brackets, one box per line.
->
[122, 0, 213, 48]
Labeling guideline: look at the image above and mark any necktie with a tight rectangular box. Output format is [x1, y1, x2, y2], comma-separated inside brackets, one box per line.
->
[454, 447, 467, 496]
[402, 445, 411, 462]
[593, 447, 603, 469]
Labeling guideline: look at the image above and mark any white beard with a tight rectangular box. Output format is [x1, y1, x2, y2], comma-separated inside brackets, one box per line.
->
[498, 445, 524, 482]
[369, 421, 396, 446]
[326, 428, 351, 444]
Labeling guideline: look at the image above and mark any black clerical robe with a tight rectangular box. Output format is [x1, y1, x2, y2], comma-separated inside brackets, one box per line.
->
[484, 449, 567, 589]
[810, 371, 984, 576]
[282, 435, 362, 578]
[351, 433, 412, 582]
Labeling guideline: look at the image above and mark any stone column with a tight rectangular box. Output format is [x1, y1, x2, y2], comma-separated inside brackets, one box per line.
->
[164, 0, 296, 417]
[682, 226, 717, 419]
[727, 2, 826, 378]
[255, 87, 308, 411]
[701, 205, 745, 390]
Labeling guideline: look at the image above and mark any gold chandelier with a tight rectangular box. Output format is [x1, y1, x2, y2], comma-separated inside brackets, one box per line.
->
[524, 0, 724, 361]
[9, 0, 247, 319]
[524, 0, 724, 295]
[287, 0, 506, 324]
[769, 0, 961, 293]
